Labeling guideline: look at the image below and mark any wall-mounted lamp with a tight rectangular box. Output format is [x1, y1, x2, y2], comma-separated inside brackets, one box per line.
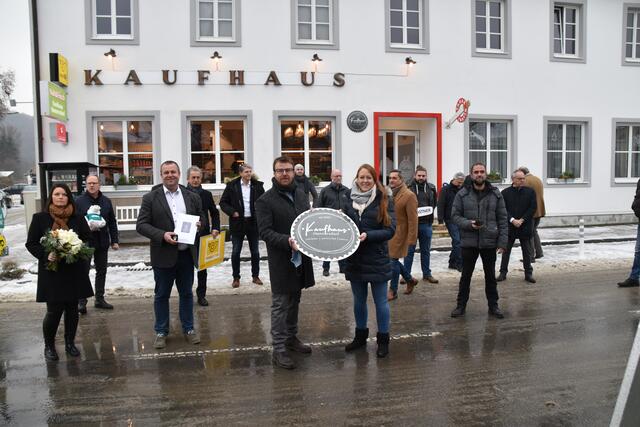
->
[104, 48, 117, 58]
[311, 53, 322, 71]
[405, 57, 416, 65]
[210, 51, 223, 71]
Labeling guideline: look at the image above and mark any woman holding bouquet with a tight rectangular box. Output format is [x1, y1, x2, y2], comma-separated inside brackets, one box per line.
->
[342, 164, 396, 358]
[26, 184, 93, 361]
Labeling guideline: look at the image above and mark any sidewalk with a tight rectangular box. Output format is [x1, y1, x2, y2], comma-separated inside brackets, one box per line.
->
[0, 205, 636, 301]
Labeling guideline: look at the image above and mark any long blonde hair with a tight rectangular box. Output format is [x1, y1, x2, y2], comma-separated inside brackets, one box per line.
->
[354, 164, 391, 227]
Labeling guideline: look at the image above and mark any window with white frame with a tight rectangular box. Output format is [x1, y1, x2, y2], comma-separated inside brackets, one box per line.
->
[625, 8, 640, 62]
[547, 123, 584, 180]
[475, 0, 504, 51]
[553, 4, 579, 56]
[469, 120, 509, 182]
[97, 119, 153, 186]
[389, 0, 423, 48]
[190, 119, 245, 184]
[296, 0, 332, 44]
[615, 124, 640, 179]
[92, 0, 134, 39]
[196, 0, 235, 41]
[280, 119, 333, 181]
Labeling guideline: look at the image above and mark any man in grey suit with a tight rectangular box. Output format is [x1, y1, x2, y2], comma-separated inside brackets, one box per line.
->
[136, 161, 205, 349]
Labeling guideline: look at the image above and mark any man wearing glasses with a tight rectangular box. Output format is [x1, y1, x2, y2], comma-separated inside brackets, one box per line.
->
[75, 174, 119, 313]
[496, 169, 537, 283]
[256, 156, 315, 370]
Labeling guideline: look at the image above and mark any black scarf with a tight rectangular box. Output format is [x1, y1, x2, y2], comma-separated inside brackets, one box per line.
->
[272, 177, 297, 201]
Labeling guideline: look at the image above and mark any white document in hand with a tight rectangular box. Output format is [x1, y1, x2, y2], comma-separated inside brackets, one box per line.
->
[174, 213, 199, 245]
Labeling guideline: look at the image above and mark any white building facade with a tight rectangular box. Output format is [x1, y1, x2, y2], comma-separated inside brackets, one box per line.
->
[31, 0, 640, 224]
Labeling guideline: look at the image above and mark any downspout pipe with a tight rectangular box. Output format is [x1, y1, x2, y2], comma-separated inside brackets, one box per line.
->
[29, 0, 45, 210]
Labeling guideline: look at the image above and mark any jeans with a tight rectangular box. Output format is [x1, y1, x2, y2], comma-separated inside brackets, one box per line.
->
[196, 269, 207, 298]
[152, 250, 195, 335]
[79, 246, 108, 305]
[404, 223, 433, 277]
[390, 258, 412, 293]
[271, 291, 301, 352]
[445, 222, 462, 268]
[499, 234, 533, 276]
[231, 220, 260, 279]
[350, 281, 390, 333]
[322, 260, 346, 272]
[630, 224, 640, 280]
[457, 247, 499, 308]
[43, 301, 78, 345]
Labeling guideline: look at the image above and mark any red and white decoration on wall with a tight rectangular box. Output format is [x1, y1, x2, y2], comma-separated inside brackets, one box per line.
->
[445, 97, 471, 128]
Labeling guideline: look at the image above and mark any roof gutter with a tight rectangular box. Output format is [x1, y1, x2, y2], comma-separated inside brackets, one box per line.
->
[29, 0, 45, 209]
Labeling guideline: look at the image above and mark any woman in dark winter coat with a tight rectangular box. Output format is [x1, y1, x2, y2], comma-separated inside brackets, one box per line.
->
[293, 164, 318, 205]
[25, 184, 94, 362]
[342, 164, 396, 358]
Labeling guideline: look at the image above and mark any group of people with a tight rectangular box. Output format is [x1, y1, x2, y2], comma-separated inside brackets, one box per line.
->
[27, 156, 551, 368]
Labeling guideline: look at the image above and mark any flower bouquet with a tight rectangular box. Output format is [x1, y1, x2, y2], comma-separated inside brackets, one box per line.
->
[40, 229, 94, 271]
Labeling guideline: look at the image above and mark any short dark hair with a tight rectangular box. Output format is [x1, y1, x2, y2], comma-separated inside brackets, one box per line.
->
[45, 183, 76, 214]
[272, 156, 294, 171]
[160, 160, 180, 173]
[470, 162, 486, 173]
[389, 169, 402, 178]
[415, 165, 427, 173]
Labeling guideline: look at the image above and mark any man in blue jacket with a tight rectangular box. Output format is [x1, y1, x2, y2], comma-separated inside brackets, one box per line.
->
[75, 174, 119, 312]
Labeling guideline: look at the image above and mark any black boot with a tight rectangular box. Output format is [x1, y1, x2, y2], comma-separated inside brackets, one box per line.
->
[376, 332, 390, 358]
[78, 299, 87, 314]
[345, 328, 368, 352]
[94, 297, 114, 309]
[44, 344, 59, 361]
[65, 337, 81, 357]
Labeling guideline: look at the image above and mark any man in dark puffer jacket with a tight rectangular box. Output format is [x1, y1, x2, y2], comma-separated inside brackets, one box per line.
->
[451, 162, 508, 319]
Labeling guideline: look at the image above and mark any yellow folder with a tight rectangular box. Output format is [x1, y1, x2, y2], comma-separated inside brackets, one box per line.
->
[197, 231, 226, 271]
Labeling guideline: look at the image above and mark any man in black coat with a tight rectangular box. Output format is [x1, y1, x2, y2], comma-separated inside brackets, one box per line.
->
[219, 163, 265, 288]
[186, 166, 221, 306]
[313, 168, 349, 276]
[136, 161, 205, 350]
[451, 162, 508, 319]
[497, 169, 537, 283]
[618, 178, 640, 287]
[256, 156, 315, 370]
[75, 174, 119, 312]
[405, 165, 439, 283]
[437, 171, 466, 272]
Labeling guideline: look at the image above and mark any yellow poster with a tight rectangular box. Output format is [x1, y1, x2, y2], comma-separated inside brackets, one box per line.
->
[198, 231, 225, 271]
[58, 54, 69, 86]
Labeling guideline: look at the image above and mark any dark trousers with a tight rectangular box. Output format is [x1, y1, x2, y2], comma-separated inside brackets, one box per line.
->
[445, 222, 463, 268]
[43, 301, 79, 345]
[457, 247, 499, 308]
[528, 217, 543, 260]
[500, 234, 533, 276]
[196, 269, 207, 298]
[79, 246, 108, 304]
[231, 220, 260, 279]
[152, 250, 194, 335]
[271, 291, 301, 352]
[322, 260, 345, 272]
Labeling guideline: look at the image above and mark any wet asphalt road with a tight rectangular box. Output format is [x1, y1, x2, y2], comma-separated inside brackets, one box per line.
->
[0, 267, 638, 426]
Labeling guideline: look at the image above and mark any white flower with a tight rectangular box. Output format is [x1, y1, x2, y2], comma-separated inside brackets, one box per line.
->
[56, 229, 83, 255]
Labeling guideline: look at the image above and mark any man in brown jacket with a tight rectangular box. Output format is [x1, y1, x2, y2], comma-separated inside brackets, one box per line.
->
[519, 166, 546, 262]
[387, 170, 419, 300]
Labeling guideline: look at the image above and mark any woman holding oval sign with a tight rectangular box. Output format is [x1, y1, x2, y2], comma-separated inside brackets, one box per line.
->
[341, 164, 396, 358]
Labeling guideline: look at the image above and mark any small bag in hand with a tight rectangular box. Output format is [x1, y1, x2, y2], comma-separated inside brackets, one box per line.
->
[85, 205, 106, 231]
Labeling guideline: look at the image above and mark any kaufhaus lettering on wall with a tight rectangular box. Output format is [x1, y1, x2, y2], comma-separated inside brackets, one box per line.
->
[84, 69, 346, 87]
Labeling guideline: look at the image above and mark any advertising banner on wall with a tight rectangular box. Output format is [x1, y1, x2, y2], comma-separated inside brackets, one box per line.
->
[40, 81, 67, 122]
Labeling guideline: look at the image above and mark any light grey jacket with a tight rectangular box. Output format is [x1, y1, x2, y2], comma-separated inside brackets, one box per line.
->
[452, 183, 508, 249]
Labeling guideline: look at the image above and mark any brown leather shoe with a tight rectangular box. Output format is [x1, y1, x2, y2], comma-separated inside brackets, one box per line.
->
[403, 277, 418, 294]
[252, 276, 263, 285]
[231, 278, 240, 288]
[387, 289, 398, 301]
[423, 276, 439, 284]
